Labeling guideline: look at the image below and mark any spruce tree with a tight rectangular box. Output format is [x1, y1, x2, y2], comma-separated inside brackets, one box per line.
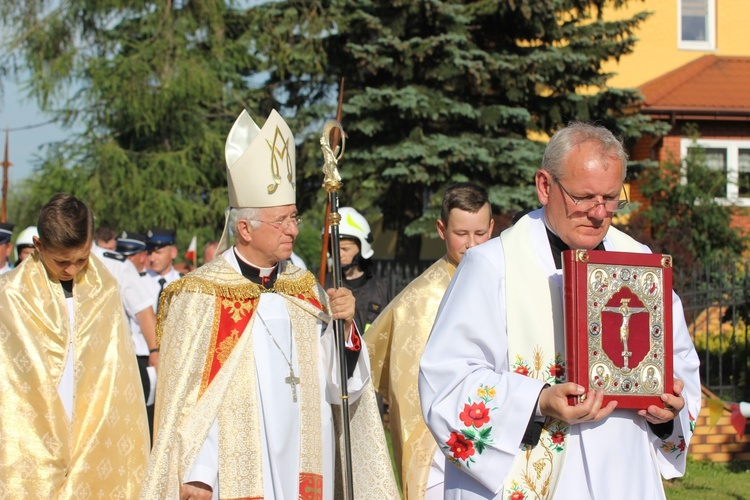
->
[3, 0, 668, 264]
[313, 0, 665, 262]
[0, 0, 327, 252]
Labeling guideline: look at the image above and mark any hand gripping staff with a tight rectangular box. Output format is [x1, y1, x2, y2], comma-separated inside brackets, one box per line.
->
[320, 119, 354, 500]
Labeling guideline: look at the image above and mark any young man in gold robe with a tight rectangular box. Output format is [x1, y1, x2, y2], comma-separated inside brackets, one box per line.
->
[143, 109, 398, 499]
[0, 193, 150, 497]
[364, 183, 494, 499]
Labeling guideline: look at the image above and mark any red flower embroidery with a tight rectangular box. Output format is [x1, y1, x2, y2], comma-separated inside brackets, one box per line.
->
[677, 439, 686, 452]
[446, 432, 475, 460]
[509, 492, 525, 500]
[551, 431, 565, 445]
[549, 364, 564, 379]
[515, 366, 529, 376]
[459, 402, 491, 428]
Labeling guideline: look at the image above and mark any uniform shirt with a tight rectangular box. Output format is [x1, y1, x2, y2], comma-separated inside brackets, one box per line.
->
[146, 267, 182, 313]
[91, 244, 153, 336]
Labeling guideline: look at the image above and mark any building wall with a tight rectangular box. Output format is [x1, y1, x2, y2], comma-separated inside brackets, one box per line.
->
[629, 121, 750, 233]
[600, 0, 750, 89]
[691, 388, 750, 462]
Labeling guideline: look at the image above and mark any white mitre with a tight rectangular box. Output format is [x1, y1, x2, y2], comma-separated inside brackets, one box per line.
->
[225, 109, 297, 208]
[217, 109, 297, 254]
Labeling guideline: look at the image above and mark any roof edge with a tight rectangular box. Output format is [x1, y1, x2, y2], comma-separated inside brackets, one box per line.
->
[638, 55, 719, 105]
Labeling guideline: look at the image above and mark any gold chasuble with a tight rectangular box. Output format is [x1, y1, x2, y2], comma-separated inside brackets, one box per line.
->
[144, 256, 398, 499]
[0, 253, 150, 497]
[365, 256, 455, 499]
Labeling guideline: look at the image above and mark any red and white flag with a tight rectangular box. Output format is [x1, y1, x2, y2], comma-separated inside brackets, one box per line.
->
[185, 236, 197, 263]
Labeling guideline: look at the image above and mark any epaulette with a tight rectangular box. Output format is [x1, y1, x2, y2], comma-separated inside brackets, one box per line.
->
[103, 251, 127, 262]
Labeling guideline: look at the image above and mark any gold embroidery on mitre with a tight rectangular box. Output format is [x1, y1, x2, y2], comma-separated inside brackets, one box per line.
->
[216, 329, 241, 364]
[266, 126, 295, 194]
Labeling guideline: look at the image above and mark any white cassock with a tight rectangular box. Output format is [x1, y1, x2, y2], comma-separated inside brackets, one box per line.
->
[419, 209, 701, 500]
[186, 249, 371, 499]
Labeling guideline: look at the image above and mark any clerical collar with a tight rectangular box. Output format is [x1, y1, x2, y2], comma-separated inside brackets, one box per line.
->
[234, 249, 278, 288]
[544, 224, 605, 270]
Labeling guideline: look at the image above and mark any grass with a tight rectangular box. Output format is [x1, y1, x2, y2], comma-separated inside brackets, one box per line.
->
[665, 458, 750, 499]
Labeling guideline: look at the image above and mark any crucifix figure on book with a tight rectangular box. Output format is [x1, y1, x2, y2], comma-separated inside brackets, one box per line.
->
[603, 298, 648, 369]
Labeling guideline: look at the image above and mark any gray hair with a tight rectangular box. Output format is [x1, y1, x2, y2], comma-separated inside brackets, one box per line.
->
[228, 207, 262, 241]
[542, 122, 628, 181]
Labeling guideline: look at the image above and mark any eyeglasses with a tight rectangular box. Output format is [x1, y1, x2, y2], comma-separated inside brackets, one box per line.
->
[250, 215, 302, 230]
[553, 177, 629, 213]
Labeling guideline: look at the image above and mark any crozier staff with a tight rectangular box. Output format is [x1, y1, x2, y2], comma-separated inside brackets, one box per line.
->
[143, 109, 398, 499]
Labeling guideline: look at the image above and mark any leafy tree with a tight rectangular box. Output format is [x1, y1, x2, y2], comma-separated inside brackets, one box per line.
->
[0, 0, 332, 252]
[627, 124, 746, 274]
[309, 0, 667, 262]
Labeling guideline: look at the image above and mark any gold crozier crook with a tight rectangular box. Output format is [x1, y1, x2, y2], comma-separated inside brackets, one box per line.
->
[265, 126, 295, 194]
[320, 120, 345, 192]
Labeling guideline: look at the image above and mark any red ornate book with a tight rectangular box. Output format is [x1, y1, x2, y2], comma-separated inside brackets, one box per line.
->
[563, 249, 673, 409]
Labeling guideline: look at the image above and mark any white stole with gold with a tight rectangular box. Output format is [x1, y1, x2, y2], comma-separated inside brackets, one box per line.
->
[501, 214, 644, 498]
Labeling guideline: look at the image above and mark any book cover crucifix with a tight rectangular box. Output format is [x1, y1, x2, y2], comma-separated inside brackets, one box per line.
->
[563, 249, 674, 409]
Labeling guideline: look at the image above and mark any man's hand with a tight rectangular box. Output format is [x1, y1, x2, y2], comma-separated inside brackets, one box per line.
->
[326, 287, 356, 337]
[539, 383, 617, 424]
[638, 377, 685, 425]
[180, 481, 212, 500]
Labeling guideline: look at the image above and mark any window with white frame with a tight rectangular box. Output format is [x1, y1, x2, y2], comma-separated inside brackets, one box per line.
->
[679, 0, 716, 50]
[681, 138, 750, 205]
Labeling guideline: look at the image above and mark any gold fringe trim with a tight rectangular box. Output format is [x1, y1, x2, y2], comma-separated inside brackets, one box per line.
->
[274, 271, 318, 297]
[156, 271, 319, 345]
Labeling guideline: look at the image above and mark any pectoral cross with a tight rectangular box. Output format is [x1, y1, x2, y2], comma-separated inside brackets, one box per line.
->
[285, 368, 300, 402]
[602, 298, 648, 369]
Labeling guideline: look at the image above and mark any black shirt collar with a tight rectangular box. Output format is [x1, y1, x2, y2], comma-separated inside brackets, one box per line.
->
[545, 227, 605, 270]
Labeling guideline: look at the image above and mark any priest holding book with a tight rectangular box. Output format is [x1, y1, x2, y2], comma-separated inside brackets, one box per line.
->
[419, 122, 701, 499]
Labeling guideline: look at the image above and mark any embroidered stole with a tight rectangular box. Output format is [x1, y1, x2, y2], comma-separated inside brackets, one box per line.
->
[193, 271, 327, 499]
[501, 216, 569, 500]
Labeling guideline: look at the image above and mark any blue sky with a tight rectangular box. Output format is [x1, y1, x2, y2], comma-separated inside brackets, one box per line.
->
[0, 78, 72, 183]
